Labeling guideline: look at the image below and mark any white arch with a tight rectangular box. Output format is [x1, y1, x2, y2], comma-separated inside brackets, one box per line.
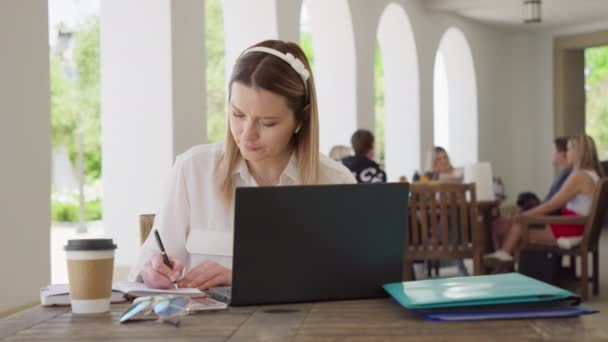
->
[377, 3, 420, 181]
[434, 27, 478, 167]
[302, 0, 357, 154]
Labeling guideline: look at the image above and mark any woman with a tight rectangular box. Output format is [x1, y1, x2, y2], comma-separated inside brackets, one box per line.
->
[130, 40, 356, 289]
[484, 134, 605, 265]
[430, 146, 463, 183]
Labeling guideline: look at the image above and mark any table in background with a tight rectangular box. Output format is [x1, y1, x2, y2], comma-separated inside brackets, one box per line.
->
[2, 299, 607, 341]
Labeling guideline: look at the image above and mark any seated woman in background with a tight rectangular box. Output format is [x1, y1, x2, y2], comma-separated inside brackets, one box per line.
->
[430, 146, 463, 183]
[484, 134, 605, 265]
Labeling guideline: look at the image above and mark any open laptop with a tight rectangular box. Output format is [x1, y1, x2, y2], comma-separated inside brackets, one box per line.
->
[226, 182, 409, 306]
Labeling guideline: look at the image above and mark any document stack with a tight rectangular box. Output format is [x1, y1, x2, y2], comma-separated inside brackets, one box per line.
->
[383, 273, 596, 321]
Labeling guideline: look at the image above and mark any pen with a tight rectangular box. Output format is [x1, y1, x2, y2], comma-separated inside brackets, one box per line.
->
[153, 229, 178, 288]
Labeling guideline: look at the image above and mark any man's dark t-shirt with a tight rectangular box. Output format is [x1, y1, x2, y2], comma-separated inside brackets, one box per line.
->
[340, 155, 387, 183]
[543, 168, 572, 202]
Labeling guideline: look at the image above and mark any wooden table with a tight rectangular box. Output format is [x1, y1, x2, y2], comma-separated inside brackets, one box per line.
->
[3, 298, 608, 341]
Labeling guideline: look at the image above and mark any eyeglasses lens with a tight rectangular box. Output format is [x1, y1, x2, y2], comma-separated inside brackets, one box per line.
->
[120, 298, 154, 323]
[154, 297, 190, 318]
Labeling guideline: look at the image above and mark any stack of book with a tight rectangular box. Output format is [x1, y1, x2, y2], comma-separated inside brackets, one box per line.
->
[383, 273, 596, 321]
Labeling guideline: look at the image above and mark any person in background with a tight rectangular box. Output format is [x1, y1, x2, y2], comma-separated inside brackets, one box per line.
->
[484, 134, 605, 266]
[492, 137, 572, 248]
[430, 147, 463, 183]
[341, 129, 387, 183]
[543, 136, 574, 206]
[329, 145, 353, 161]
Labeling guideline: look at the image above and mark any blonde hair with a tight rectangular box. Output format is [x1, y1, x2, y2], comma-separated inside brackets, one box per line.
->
[431, 146, 454, 174]
[217, 40, 320, 200]
[569, 134, 605, 177]
[328, 145, 353, 161]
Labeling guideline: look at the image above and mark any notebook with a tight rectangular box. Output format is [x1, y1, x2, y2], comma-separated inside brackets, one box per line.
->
[40, 284, 126, 306]
[41, 282, 205, 306]
[383, 273, 572, 310]
[113, 281, 206, 298]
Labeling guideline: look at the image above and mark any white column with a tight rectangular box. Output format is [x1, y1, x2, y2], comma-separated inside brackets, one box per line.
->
[223, 0, 279, 82]
[378, 4, 420, 181]
[101, 0, 205, 271]
[0, 1, 51, 312]
[440, 28, 478, 167]
[276, 0, 302, 43]
[349, 0, 378, 133]
[305, 0, 357, 154]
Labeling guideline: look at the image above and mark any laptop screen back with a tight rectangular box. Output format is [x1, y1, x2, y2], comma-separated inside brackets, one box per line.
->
[231, 183, 409, 306]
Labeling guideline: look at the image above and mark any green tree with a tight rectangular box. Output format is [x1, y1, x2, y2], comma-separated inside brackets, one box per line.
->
[300, 31, 315, 71]
[50, 17, 101, 224]
[206, 0, 227, 142]
[585, 46, 608, 160]
[73, 18, 101, 179]
[50, 17, 101, 181]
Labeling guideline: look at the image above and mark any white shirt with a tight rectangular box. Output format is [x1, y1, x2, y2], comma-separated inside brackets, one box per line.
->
[565, 169, 599, 215]
[129, 142, 356, 281]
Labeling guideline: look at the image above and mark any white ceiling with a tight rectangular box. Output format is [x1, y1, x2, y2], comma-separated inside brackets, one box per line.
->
[423, 0, 608, 30]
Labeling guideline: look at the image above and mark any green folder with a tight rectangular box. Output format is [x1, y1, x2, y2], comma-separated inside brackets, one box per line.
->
[383, 273, 573, 309]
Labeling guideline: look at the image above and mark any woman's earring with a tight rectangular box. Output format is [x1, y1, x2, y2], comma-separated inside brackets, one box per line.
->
[294, 123, 303, 134]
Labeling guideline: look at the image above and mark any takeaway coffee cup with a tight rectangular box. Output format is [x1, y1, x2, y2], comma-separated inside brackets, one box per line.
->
[65, 239, 117, 314]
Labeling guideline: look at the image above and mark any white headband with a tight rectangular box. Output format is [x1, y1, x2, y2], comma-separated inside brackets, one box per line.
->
[242, 46, 310, 99]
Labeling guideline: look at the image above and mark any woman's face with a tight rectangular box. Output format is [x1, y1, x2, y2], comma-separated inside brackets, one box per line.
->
[434, 151, 451, 173]
[566, 141, 578, 166]
[229, 82, 298, 163]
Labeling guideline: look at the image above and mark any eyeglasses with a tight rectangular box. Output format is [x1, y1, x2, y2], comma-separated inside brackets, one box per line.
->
[120, 295, 192, 326]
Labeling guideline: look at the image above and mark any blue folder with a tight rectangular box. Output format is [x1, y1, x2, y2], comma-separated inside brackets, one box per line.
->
[383, 273, 572, 310]
[420, 306, 597, 321]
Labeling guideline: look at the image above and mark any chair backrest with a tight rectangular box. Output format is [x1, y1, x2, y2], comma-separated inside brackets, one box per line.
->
[407, 183, 480, 253]
[584, 178, 608, 249]
[139, 214, 156, 245]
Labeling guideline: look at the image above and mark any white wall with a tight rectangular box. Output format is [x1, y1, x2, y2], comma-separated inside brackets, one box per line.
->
[0, 1, 51, 312]
[507, 20, 608, 200]
[305, 0, 358, 154]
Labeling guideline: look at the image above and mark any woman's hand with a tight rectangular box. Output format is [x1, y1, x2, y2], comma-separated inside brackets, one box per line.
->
[178, 260, 232, 290]
[141, 254, 185, 289]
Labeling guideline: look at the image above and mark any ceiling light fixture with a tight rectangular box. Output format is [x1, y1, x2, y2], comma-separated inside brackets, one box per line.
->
[523, 0, 542, 24]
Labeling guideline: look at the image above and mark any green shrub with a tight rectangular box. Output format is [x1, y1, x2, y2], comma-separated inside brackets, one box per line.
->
[51, 200, 102, 222]
[85, 200, 102, 221]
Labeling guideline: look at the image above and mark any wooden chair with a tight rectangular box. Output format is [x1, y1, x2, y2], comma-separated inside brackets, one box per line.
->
[404, 183, 483, 280]
[519, 177, 608, 300]
[139, 214, 156, 245]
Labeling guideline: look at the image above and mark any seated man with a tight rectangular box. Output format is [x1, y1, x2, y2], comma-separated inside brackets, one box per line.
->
[493, 136, 572, 249]
[341, 129, 387, 183]
[542, 137, 573, 208]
